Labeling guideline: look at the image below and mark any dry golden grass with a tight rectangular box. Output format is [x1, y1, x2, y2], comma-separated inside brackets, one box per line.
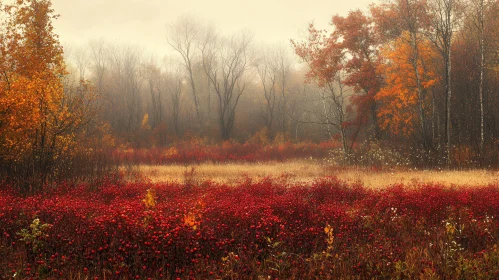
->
[132, 161, 321, 185]
[330, 168, 499, 189]
[130, 160, 499, 189]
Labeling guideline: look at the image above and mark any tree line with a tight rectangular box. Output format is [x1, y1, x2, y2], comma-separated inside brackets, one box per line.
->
[63, 0, 499, 166]
[293, 0, 499, 166]
[63, 18, 312, 145]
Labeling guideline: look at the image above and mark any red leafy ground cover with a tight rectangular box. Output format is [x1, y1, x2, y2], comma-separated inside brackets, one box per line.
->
[112, 141, 340, 165]
[2, 178, 499, 279]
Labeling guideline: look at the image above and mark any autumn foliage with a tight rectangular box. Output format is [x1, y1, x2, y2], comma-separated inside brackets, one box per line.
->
[0, 0, 105, 192]
[1, 0, 499, 279]
[292, 0, 499, 165]
[0, 0, 65, 159]
[376, 32, 439, 136]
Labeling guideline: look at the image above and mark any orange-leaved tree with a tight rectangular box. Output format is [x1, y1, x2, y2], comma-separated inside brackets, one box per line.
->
[376, 31, 439, 139]
[0, 0, 99, 193]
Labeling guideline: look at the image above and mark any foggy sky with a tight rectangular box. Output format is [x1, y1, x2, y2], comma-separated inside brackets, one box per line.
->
[51, 0, 375, 56]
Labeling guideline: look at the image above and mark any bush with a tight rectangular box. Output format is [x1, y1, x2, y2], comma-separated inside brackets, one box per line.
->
[2, 179, 499, 278]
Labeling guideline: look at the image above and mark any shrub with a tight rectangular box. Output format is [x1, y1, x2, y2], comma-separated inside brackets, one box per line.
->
[2, 179, 499, 278]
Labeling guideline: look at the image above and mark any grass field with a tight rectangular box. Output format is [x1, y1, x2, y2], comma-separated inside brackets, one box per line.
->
[133, 161, 499, 188]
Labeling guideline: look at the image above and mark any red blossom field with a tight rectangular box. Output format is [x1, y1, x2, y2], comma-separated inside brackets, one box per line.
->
[2, 177, 499, 279]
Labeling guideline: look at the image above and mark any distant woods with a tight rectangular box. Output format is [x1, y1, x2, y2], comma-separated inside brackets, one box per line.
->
[66, 1, 499, 166]
[64, 16, 309, 145]
[64, 1, 499, 166]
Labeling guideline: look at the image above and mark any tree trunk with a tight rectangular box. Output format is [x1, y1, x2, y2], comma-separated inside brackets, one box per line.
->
[478, 0, 485, 153]
[410, 32, 429, 150]
[188, 66, 203, 132]
[445, 45, 452, 166]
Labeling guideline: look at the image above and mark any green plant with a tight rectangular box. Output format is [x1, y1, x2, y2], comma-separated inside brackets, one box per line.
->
[17, 218, 51, 253]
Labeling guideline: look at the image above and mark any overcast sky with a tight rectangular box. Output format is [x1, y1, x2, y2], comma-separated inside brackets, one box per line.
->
[51, 0, 376, 57]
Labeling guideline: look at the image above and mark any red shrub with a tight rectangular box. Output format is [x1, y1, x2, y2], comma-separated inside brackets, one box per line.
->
[2, 180, 499, 278]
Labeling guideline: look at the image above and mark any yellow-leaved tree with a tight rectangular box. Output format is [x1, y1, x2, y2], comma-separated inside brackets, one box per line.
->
[0, 0, 102, 193]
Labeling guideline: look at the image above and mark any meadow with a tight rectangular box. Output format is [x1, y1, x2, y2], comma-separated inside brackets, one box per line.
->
[133, 161, 499, 188]
[2, 160, 499, 279]
[3, 0, 499, 279]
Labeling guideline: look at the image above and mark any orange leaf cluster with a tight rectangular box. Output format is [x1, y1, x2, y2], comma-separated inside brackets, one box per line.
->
[375, 32, 439, 136]
[0, 0, 66, 160]
[183, 199, 205, 230]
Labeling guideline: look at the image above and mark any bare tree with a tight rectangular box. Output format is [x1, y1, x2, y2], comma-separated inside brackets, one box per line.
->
[256, 47, 278, 132]
[89, 39, 107, 95]
[292, 73, 358, 158]
[256, 45, 292, 135]
[201, 30, 254, 140]
[469, 0, 487, 152]
[319, 73, 357, 157]
[275, 45, 292, 135]
[165, 60, 184, 137]
[167, 15, 205, 132]
[143, 57, 164, 128]
[107, 44, 144, 137]
[74, 45, 89, 80]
